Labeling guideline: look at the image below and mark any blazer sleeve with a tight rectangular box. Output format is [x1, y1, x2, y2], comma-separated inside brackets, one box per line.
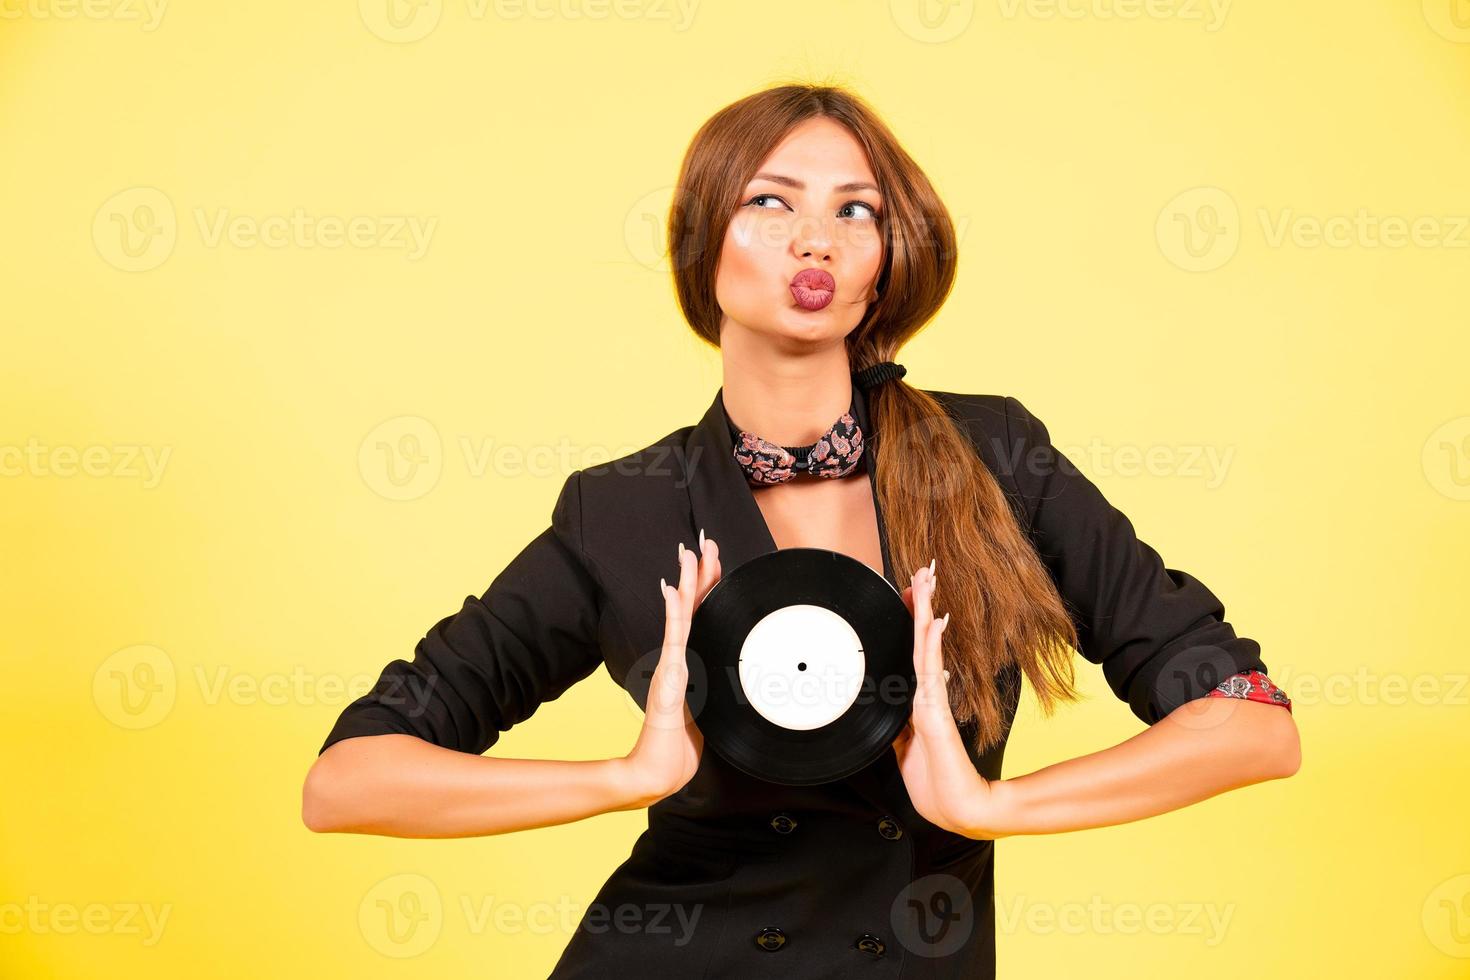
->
[316, 470, 606, 756]
[1002, 395, 1268, 725]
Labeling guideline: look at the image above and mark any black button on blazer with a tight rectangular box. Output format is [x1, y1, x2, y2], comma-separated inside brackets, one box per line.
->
[317, 380, 1268, 979]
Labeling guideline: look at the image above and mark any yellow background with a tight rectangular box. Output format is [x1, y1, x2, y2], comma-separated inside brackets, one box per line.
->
[3, 0, 1468, 976]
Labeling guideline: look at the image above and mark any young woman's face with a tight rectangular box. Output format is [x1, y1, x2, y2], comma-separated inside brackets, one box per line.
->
[715, 116, 885, 348]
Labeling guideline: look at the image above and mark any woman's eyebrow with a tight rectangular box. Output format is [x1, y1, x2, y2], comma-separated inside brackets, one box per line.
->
[749, 172, 880, 194]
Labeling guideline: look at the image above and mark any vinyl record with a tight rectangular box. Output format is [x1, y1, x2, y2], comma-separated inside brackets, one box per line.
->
[687, 547, 916, 786]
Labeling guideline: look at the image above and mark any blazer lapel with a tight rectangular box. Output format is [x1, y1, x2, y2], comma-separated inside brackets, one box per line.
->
[682, 382, 898, 589]
[680, 382, 913, 812]
[682, 386, 779, 578]
[849, 381, 899, 590]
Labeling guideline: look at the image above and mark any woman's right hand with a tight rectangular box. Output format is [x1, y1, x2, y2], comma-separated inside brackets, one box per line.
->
[618, 532, 721, 807]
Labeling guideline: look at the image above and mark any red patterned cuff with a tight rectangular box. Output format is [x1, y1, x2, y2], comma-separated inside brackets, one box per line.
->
[1204, 669, 1292, 712]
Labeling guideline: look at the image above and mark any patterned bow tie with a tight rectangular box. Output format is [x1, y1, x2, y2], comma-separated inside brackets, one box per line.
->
[729, 406, 866, 485]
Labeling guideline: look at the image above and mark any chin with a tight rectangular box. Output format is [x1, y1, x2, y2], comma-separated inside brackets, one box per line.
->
[771, 304, 848, 340]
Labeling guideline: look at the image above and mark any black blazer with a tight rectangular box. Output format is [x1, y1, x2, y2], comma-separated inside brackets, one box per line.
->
[317, 381, 1267, 979]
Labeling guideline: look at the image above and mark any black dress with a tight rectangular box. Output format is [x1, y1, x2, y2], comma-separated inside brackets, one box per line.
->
[316, 380, 1268, 978]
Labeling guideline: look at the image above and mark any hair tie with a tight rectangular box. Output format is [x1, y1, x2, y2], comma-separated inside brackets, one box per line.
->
[853, 361, 906, 390]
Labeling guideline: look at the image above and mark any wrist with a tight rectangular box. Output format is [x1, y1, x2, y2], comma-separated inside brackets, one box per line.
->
[604, 756, 662, 811]
[963, 777, 1026, 840]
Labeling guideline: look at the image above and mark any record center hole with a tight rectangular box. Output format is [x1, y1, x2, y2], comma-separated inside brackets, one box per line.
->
[797, 662, 807, 671]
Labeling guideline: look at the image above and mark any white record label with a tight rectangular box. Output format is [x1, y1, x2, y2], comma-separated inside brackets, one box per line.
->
[737, 604, 866, 731]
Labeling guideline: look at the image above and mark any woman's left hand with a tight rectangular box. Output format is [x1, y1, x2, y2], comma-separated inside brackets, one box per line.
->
[892, 562, 1013, 840]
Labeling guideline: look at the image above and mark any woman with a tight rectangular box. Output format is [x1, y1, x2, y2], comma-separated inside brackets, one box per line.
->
[302, 84, 1299, 978]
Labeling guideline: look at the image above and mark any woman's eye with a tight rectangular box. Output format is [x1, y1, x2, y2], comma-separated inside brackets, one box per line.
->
[746, 193, 787, 210]
[840, 201, 880, 221]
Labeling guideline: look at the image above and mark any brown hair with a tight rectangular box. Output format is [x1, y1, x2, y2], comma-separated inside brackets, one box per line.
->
[667, 83, 1083, 754]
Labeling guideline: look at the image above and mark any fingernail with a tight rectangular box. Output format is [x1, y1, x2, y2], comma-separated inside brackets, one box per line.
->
[699, 528, 706, 552]
[929, 557, 936, 578]
[678, 541, 685, 560]
[942, 669, 951, 682]
[941, 612, 951, 631]
[660, 577, 668, 597]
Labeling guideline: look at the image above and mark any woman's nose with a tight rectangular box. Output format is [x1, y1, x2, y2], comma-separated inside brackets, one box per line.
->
[791, 213, 835, 256]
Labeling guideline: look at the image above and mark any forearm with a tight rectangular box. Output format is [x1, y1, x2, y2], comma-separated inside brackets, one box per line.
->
[303, 734, 649, 838]
[986, 698, 1301, 837]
